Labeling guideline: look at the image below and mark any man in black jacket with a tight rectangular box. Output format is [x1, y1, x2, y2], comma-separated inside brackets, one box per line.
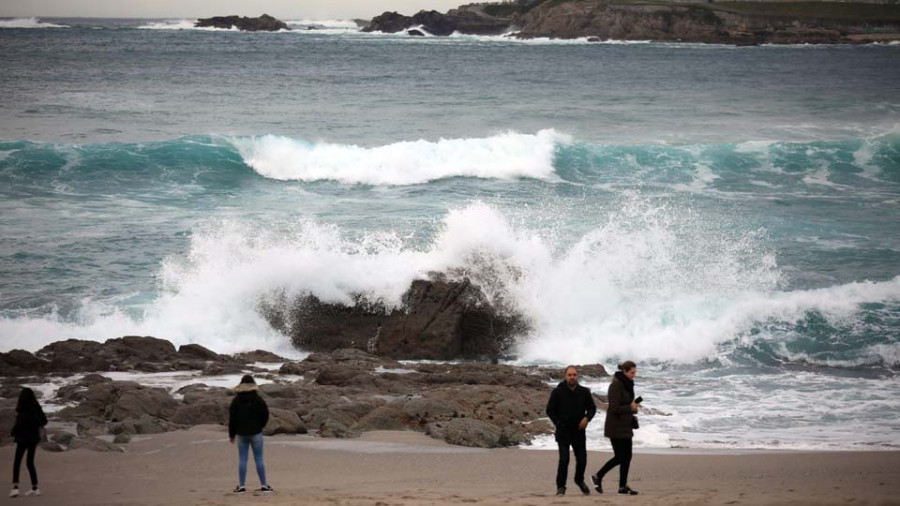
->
[546, 365, 597, 496]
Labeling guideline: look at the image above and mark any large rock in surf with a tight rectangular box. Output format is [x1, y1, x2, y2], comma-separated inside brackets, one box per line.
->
[260, 276, 528, 361]
[194, 14, 288, 32]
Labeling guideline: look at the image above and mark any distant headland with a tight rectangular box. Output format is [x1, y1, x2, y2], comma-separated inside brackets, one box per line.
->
[362, 0, 900, 45]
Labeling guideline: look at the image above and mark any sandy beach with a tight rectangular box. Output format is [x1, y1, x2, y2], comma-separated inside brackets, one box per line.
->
[3, 426, 898, 506]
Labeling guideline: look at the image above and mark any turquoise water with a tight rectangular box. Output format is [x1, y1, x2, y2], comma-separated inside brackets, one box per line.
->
[1, 17, 899, 450]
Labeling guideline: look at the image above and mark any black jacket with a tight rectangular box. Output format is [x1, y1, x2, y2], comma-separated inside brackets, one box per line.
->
[604, 374, 636, 439]
[228, 387, 269, 438]
[546, 381, 597, 440]
[11, 406, 48, 445]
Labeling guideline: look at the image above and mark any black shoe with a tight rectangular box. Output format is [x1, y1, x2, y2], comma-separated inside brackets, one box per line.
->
[618, 486, 638, 495]
[575, 481, 590, 495]
[556, 487, 566, 496]
[258, 485, 274, 493]
[232, 485, 246, 494]
[590, 473, 603, 494]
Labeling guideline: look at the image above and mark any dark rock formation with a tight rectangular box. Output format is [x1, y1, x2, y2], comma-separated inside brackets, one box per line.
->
[408, 29, 426, 36]
[1, 336, 620, 451]
[365, 11, 413, 33]
[428, 418, 509, 448]
[265, 408, 307, 435]
[177, 344, 221, 361]
[261, 277, 528, 361]
[364, 8, 510, 36]
[0, 336, 270, 376]
[364, 0, 900, 45]
[234, 350, 287, 363]
[56, 379, 178, 423]
[267, 348, 601, 445]
[194, 14, 288, 32]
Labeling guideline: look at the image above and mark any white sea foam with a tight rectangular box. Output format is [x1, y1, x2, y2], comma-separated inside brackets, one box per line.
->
[673, 163, 719, 192]
[286, 19, 360, 29]
[3, 200, 898, 368]
[734, 140, 777, 153]
[0, 17, 68, 29]
[232, 130, 570, 185]
[361, 29, 650, 45]
[137, 19, 238, 31]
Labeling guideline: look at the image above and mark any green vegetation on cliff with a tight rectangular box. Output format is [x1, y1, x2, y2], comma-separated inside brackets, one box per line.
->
[707, 2, 900, 22]
[482, 0, 900, 23]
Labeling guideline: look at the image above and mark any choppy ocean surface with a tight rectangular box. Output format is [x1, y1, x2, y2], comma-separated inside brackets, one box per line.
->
[1, 17, 899, 451]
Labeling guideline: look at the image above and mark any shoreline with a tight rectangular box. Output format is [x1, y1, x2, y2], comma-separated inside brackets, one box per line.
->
[2, 427, 898, 506]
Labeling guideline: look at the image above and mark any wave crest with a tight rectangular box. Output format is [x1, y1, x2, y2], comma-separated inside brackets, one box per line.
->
[232, 130, 571, 185]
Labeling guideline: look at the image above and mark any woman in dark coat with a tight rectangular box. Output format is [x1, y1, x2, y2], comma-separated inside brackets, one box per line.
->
[590, 361, 639, 495]
[9, 388, 47, 498]
[228, 375, 273, 494]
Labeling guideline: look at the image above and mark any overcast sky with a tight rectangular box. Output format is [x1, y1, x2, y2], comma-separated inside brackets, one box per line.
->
[0, 0, 468, 20]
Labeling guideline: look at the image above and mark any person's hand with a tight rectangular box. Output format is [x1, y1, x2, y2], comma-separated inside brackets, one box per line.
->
[230, 437, 235, 445]
[578, 417, 588, 430]
[631, 402, 639, 413]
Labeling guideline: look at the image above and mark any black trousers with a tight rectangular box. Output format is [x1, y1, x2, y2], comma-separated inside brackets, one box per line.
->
[595, 437, 632, 488]
[12, 441, 38, 487]
[555, 430, 587, 489]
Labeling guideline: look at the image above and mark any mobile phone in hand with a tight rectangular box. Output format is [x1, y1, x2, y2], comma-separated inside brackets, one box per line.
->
[635, 396, 643, 404]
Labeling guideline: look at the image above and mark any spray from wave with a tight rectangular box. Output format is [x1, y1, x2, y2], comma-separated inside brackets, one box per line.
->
[2, 199, 897, 366]
[136, 20, 242, 31]
[0, 17, 68, 29]
[286, 19, 360, 29]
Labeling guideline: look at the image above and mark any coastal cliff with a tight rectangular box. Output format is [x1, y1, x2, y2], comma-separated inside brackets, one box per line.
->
[365, 0, 900, 44]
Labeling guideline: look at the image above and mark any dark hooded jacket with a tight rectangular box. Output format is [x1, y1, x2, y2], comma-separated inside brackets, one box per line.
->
[604, 372, 636, 439]
[11, 404, 47, 445]
[228, 383, 269, 438]
[546, 380, 597, 442]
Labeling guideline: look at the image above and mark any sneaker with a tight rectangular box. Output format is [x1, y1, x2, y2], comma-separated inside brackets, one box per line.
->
[618, 486, 638, 495]
[575, 481, 590, 495]
[9, 488, 19, 498]
[258, 485, 274, 493]
[25, 489, 40, 496]
[555, 487, 565, 496]
[590, 473, 603, 494]
[232, 485, 246, 494]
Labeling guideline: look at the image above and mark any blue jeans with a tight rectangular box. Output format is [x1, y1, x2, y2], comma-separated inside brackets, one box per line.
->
[236, 433, 267, 487]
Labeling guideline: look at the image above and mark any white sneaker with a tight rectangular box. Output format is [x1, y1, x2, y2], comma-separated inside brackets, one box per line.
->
[25, 489, 40, 496]
[9, 488, 19, 498]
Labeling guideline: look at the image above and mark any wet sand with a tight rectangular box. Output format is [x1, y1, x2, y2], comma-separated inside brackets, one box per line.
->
[3, 426, 899, 506]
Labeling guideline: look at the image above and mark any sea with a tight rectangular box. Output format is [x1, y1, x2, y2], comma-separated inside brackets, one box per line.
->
[1, 16, 899, 452]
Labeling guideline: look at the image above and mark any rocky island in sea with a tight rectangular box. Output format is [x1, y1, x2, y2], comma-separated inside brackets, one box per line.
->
[364, 0, 900, 45]
[194, 14, 289, 31]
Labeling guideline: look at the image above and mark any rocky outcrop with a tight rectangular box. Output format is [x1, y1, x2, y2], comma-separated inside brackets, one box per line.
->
[364, 9, 510, 35]
[261, 276, 528, 361]
[364, 0, 900, 45]
[1, 337, 619, 450]
[56, 378, 178, 423]
[194, 14, 288, 32]
[0, 336, 283, 376]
